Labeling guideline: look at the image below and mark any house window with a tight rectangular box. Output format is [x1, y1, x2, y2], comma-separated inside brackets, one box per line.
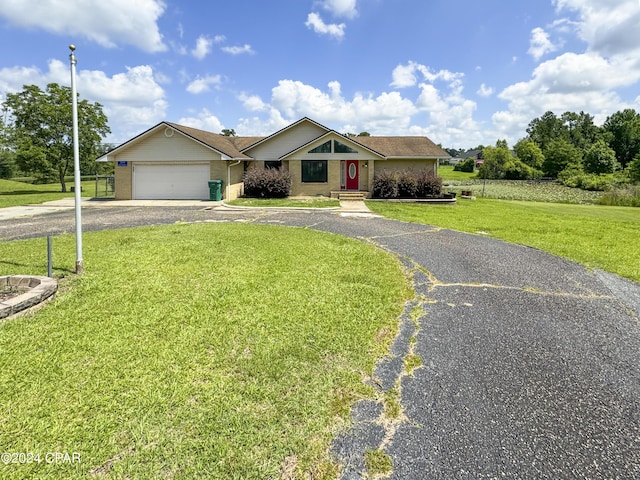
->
[309, 141, 332, 153]
[334, 140, 358, 154]
[301, 160, 328, 182]
[264, 160, 282, 169]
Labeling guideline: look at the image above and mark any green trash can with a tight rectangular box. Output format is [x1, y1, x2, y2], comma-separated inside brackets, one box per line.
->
[208, 180, 223, 201]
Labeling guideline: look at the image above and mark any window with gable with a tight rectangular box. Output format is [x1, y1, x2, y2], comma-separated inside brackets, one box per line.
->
[334, 140, 358, 154]
[309, 141, 332, 153]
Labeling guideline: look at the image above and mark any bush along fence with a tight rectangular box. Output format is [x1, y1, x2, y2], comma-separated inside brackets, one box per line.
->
[243, 168, 292, 198]
[373, 170, 452, 199]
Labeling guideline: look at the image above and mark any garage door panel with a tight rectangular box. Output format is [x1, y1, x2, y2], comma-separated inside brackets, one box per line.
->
[134, 164, 210, 200]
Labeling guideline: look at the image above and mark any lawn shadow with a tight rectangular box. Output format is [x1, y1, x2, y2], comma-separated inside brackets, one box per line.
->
[0, 260, 74, 275]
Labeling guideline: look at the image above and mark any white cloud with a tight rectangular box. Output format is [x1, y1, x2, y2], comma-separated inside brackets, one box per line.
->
[186, 75, 222, 94]
[305, 12, 346, 39]
[391, 61, 463, 89]
[477, 84, 494, 97]
[528, 27, 558, 60]
[236, 109, 290, 136]
[192, 35, 213, 60]
[321, 0, 358, 19]
[178, 109, 225, 133]
[248, 79, 417, 135]
[494, 51, 640, 140]
[231, 61, 482, 146]
[239, 93, 268, 112]
[489, 1, 640, 143]
[554, 0, 640, 57]
[390, 63, 419, 88]
[221, 44, 255, 55]
[0, 0, 166, 52]
[0, 60, 167, 141]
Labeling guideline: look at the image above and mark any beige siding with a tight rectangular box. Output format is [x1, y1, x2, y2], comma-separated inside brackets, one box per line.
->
[244, 122, 326, 161]
[374, 159, 437, 175]
[121, 128, 223, 162]
[111, 128, 227, 200]
[288, 159, 342, 196]
[114, 161, 132, 200]
[226, 162, 245, 201]
[284, 133, 382, 195]
[289, 133, 380, 162]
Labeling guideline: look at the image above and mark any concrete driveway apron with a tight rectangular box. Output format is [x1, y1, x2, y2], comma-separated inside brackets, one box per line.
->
[1, 206, 638, 478]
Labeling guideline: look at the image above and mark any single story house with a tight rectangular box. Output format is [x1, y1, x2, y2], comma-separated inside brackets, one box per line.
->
[97, 117, 450, 200]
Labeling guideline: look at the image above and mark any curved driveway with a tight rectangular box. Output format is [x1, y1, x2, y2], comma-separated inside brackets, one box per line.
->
[2, 205, 639, 478]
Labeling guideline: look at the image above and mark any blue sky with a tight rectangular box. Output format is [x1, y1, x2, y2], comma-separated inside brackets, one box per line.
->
[1, 0, 639, 149]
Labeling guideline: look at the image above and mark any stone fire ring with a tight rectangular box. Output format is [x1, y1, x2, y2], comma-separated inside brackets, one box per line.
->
[0, 275, 58, 320]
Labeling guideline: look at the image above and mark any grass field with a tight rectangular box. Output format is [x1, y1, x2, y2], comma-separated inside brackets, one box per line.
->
[0, 178, 99, 208]
[438, 164, 477, 181]
[367, 198, 640, 282]
[0, 224, 409, 479]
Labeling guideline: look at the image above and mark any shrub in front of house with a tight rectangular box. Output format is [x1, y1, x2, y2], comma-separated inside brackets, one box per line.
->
[398, 170, 419, 198]
[243, 167, 291, 198]
[373, 169, 443, 199]
[372, 170, 399, 198]
[416, 170, 443, 196]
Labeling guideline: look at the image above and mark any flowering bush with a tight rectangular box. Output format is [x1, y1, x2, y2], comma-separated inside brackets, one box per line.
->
[243, 167, 291, 198]
[373, 170, 443, 198]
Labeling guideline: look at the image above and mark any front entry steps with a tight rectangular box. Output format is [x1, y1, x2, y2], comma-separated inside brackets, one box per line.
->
[333, 191, 368, 201]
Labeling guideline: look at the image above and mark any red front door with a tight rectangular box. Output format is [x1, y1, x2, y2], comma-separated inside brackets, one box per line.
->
[346, 160, 359, 190]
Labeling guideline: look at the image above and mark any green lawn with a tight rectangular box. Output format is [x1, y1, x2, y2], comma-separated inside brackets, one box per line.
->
[0, 179, 99, 208]
[367, 198, 640, 282]
[0, 223, 410, 479]
[438, 164, 477, 181]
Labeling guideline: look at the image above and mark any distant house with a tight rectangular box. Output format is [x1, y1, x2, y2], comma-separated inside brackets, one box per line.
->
[97, 117, 450, 200]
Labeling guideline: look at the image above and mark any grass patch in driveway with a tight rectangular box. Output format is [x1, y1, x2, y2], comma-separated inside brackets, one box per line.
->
[367, 198, 640, 282]
[0, 223, 409, 479]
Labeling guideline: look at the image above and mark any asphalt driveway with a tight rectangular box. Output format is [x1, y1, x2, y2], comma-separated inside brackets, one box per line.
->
[1, 205, 639, 478]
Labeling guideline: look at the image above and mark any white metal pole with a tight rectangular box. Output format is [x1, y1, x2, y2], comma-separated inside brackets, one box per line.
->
[69, 45, 83, 274]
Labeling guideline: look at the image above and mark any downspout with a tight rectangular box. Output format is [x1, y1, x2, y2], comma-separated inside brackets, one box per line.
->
[227, 159, 242, 201]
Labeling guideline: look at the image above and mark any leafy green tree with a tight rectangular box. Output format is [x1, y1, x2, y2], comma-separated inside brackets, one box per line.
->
[583, 140, 619, 174]
[0, 115, 16, 178]
[514, 139, 544, 169]
[0, 150, 15, 179]
[4, 83, 110, 191]
[561, 111, 601, 151]
[628, 153, 640, 183]
[543, 138, 583, 178]
[453, 158, 475, 172]
[221, 128, 236, 136]
[603, 109, 640, 168]
[526, 111, 566, 152]
[480, 140, 512, 179]
[480, 140, 537, 180]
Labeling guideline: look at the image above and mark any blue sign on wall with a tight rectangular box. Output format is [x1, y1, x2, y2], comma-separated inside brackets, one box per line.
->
[117, 161, 128, 167]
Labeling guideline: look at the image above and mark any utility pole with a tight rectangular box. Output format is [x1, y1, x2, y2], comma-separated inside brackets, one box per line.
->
[69, 45, 83, 274]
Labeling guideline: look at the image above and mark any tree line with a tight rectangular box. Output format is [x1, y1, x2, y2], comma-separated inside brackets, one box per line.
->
[0, 83, 111, 191]
[448, 110, 640, 189]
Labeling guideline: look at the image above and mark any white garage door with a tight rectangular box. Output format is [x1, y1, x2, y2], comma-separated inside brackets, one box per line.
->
[133, 163, 211, 200]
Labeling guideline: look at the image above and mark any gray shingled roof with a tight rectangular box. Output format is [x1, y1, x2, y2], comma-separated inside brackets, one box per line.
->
[164, 121, 449, 159]
[165, 122, 253, 159]
[351, 136, 450, 158]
